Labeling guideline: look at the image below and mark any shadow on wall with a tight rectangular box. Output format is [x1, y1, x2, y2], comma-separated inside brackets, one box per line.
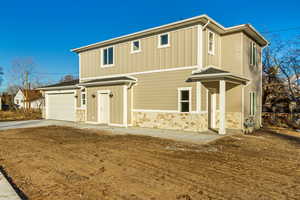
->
[0, 166, 28, 200]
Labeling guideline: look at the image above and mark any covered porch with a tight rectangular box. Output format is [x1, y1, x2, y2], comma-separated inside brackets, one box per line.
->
[187, 67, 249, 134]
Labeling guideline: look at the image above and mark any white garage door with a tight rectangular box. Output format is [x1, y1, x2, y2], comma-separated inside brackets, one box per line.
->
[46, 92, 75, 121]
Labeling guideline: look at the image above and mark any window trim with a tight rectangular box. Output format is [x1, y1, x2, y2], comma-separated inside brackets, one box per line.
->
[131, 40, 141, 54]
[178, 87, 192, 113]
[158, 32, 170, 48]
[81, 91, 86, 108]
[208, 30, 215, 55]
[250, 42, 258, 67]
[101, 46, 115, 68]
[250, 91, 256, 116]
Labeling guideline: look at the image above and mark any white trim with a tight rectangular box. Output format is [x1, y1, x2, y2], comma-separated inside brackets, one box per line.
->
[130, 40, 141, 54]
[211, 93, 216, 128]
[123, 85, 128, 127]
[101, 46, 115, 68]
[219, 80, 226, 135]
[208, 30, 215, 55]
[178, 87, 192, 113]
[108, 123, 127, 127]
[79, 54, 81, 80]
[97, 90, 111, 124]
[197, 24, 203, 68]
[85, 121, 100, 125]
[79, 80, 133, 87]
[196, 82, 201, 112]
[158, 32, 170, 48]
[132, 109, 207, 114]
[80, 65, 198, 81]
[45, 90, 76, 94]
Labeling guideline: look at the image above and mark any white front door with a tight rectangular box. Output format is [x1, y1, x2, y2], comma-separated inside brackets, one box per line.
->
[98, 93, 109, 124]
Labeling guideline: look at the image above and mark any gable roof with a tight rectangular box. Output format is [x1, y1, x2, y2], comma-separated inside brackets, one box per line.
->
[186, 66, 249, 85]
[71, 14, 268, 53]
[38, 79, 79, 90]
[79, 76, 136, 87]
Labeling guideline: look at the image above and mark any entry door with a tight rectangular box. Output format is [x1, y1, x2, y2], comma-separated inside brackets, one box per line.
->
[98, 93, 109, 123]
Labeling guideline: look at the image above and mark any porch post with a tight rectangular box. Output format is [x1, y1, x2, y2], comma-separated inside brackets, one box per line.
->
[219, 80, 226, 135]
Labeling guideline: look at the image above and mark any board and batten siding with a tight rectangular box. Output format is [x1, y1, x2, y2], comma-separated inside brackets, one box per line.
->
[80, 26, 198, 79]
[86, 85, 124, 124]
[203, 29, 221, 68]
[133, 69, 207, 112]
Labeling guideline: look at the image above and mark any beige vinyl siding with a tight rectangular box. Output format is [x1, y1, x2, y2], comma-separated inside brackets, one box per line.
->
[80, 26, 198, 79]
[242, 33, 262, 126]
[86, 85, 123, 124]
[203, 29, 221, 67]
[201, 85, 207, 111]
[221, 32, 243, 75]
[76, 89, 81, 108]
[133, 69, 203, 111]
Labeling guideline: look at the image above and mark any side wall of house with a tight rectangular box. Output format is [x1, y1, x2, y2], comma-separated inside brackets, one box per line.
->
[243, 34, 262, 128]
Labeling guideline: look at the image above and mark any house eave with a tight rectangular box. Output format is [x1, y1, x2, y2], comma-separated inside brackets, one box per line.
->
[71, 14, 268, 53]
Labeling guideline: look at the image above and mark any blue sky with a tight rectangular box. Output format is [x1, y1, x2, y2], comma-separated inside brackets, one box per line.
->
[0, 0, 299, 91]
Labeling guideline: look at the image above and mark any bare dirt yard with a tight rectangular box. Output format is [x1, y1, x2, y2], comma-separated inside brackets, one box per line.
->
[0, 126, 299, 200]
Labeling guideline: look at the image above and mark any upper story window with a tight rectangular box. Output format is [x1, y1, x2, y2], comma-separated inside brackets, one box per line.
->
[158, 33, 170, 48]
[250, 42, 258, 67]
[131, 40, 141, 53]
[208, 31, 215, 55]
[101, 46, 114, 67]
[178, 87, 191, 112]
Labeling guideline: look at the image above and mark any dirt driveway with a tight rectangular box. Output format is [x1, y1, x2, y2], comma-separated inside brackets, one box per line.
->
[0, 126, 299, 200]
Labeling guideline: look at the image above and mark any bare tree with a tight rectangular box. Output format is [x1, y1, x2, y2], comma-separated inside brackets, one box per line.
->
[263, 35, 300, 101]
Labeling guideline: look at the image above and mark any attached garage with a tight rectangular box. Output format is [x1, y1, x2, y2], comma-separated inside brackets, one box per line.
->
[45, 91, 76, 122]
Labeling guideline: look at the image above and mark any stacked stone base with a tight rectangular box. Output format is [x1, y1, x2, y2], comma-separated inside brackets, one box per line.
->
[133, 111, 208, 132]
[215, 112, 242, 129]
[76, 109, 86, 122]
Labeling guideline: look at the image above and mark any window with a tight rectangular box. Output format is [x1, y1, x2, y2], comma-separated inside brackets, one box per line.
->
[81, 92, 86, 107]
[208, 31, 215, 55]
[178, 88, 191, 112]
[101, 46, 114, 67]
[250, 92, 256, 116]
[158, 33, 170, 48]
[131, 40, 141, 53]
[250, 42, 258, 66]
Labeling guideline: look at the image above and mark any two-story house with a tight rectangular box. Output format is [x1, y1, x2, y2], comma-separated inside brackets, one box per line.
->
[40, 14, 268, 134]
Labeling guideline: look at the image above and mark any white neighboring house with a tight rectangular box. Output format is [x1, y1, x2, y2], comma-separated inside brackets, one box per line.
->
[14, 89, 43, 109]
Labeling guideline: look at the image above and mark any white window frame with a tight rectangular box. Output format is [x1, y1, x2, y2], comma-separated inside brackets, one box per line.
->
[81, 91, 86, 108]
[208, 30, 215, 55]
[158, 32, 170, 48]
[131, 40, 141, 54]
[250, 91, 256, 116]
[178, 87, 192, 113]
[101, 46, 115, 68]
[250, 42, 258, 67]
